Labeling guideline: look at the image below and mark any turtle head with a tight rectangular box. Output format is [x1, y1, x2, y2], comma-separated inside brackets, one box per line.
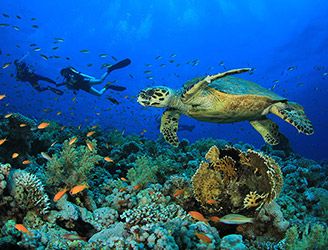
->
[137, 86, 174, 107]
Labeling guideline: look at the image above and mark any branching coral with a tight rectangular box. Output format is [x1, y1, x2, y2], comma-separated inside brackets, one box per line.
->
[0, 163, 11, 196]
[243, 191, 267, 209]
[9, 113, 37, 128]
[127, 155, 159, 186]
[192, 145, 283, 214]
[127, 154, 181, 186]
[121, 203, 187, 226]
[285, 223, 328, 250]
[45, 139, 102, 190]
[10, 169, 50, 215]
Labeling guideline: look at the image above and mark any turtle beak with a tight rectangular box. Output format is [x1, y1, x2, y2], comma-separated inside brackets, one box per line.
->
[137, 90, 151, 106]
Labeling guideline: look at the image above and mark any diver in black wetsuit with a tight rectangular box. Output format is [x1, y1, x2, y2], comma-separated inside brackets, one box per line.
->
[14, 60, 63, 95]
[58, 58, 131, 97]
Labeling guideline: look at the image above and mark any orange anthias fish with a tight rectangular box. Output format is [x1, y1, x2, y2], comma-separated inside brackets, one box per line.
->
[133, 184, 142, 190]
[86, 131, 96, 137]
[53, 188, 68, 202]
[15, 224, 33, 236]
[37, 122, 50, 129]
[209, 216, 220, 223]
[70, 184, 88, 195]
[218, 214, 254, 225]
[195, 233, 212, 244]
[4, 113, 12, 118]
[173, 189, 185, 197]
[12, 153, 19, 159]
[22, 160, 31, 165]
[0, 138, 7, 146]
[188, 211, 207, 222]
[104, 156, 114, 163]
[206, 199, 217, 205]
[0, 94, 6, 100]
[19, 123, 27, 127]
[86, 141, 93, 151]
[120, 177, 128, 182]
[69, 137, 78, 145]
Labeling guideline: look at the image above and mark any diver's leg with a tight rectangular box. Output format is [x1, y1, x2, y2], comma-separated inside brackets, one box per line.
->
[33, 85, 49, 92]
[88, 84, 113, 96]
[89, 78, 105, 86]
[88, 87, 103, 96]
[35, 74, 57, 84]
[88, 71, 110, 86]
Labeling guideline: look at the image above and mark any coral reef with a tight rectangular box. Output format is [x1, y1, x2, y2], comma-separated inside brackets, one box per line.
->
[0, 113, 326, 249]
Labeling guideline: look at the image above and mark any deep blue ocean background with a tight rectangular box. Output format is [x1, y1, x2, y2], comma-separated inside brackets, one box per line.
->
[1, 0, 327, 160]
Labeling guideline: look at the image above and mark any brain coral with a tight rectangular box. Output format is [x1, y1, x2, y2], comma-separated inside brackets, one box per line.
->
[192, 146, 283, 215]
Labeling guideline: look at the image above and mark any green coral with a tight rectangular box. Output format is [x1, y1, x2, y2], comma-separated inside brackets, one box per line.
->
[127, 154, 181, 186]
[45, 139, 102, 190]
[127, 155, 159, 186]
[285, 223, 328, 250]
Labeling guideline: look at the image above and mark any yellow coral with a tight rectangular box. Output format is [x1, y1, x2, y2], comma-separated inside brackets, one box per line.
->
[243, 191, 267, 209]
[191, 145, 283, 215]
[205, 145, 220, 163]
[212, 156, 237, 181]
[191, 161, 223, 212]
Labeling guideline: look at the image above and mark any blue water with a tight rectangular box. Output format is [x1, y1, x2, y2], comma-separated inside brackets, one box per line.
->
[1, 0, 327, 160]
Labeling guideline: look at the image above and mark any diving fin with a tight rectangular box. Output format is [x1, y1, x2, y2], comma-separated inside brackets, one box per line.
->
[47, 86, 64, 95]
[107, 58, 131, 73]
[107, 96, 120, 104]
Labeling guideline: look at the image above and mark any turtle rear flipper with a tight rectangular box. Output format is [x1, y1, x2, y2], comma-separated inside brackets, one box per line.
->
[270, 102, 314, 135]
[250, 118, 280, 145]
[181, 68, 252, 103]
[160, 109, 181, 147]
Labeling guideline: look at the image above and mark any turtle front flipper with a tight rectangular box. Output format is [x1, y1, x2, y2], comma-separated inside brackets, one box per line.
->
[181, 68, 252, 103]
[160, 109, 181, 147]
[270, 102, 314, 135]
[250, 118, 280, 145]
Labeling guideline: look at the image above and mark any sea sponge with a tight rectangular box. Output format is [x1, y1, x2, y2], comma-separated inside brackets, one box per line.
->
[192, 145, 283, 214]
[10, 169, 50, 215]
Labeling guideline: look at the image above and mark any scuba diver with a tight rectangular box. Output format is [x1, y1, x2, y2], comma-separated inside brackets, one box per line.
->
[58, 58, 131, 98]
[14, 60, 63, 95]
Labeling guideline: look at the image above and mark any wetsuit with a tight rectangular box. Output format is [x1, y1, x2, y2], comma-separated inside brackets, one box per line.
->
[58, 58, 131, 97]
[14, 61, 63, 95]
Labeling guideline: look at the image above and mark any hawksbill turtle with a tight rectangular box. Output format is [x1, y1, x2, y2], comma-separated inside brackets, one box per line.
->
[137, 68, 314, 146]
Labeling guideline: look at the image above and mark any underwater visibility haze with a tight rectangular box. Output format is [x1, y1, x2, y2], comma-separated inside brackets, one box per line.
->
[0, 0, 327, 249]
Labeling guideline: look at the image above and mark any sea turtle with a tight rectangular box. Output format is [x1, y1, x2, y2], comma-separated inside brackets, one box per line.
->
[137, 68, 314, 146]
